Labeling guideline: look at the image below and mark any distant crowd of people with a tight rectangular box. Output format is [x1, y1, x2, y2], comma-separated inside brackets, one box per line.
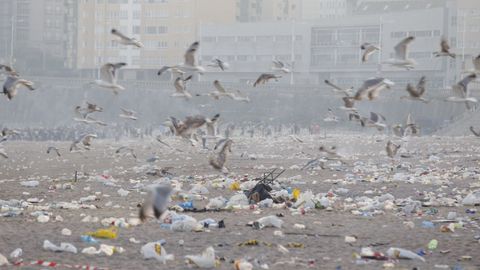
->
[1, 122, 327, 142]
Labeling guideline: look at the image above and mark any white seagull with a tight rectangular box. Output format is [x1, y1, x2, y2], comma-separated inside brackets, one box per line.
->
[157, 41, 205, 76]
[445, 73, 478, 109]
[111, 28, 143, 48]
[463, 54, 480, 75]
[92, 63, 126, 94]
[253, 73, 281, 87]
[384, 36, 416, 70]
[272, 60, 291, 73]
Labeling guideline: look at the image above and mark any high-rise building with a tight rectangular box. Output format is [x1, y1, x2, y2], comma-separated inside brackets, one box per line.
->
[455, 0, 480, 71]
[0, 0, 77, 73]
[76, 0, 235, 79]
[236, 0, 300, 22]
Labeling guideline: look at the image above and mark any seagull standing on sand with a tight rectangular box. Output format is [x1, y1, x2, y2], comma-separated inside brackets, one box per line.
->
[445, 74, 478, 109]
[433, 37, 455, 58]
[111, 28, 144, 48]
[3, 75, 35, 100]
[401, 76, 429, 103]
[139, 184, 172, 222]
[92, 63, 127, 94]
[157, 41, 205, 76]
[253, 73, 281, 87]
[361, 43, 380, 63]
[384, 36, 416, 70]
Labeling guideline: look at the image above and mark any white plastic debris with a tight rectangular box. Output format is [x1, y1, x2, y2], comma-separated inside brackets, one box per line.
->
[9, 248, 22, 259]
[43, 240, 77, 254]
[37, 215, 50, 223]
[117, 188, 130, 197]
[185, 246, 217, 268]
[0, 253, 8, 266]
[61, 228, 72, 236]
[141, 242, 174, 264]
[256, 215, 284, 229]
[20, 180, 39, 187]
[226, 193, 249, 207]
[206, 196, 227, 209]
[386, 247, 425, 262]
[82, 244, 122, 256]
[462, 190, 480, 205]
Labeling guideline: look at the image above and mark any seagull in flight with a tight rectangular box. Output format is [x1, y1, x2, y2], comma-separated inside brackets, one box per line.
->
[401, 76, 429, 103]
[171, 75, 193, 100]
[354, 77, 394, 101]
[70, 134, 97, 152]
[386, 140, 401, 159]
[0, 64, 19, 76]
[323, 108, 339, 122]
[433, 37, 455, 58]
[253, 73, 281, 87]
[119, 108, 138, 120]
[111, 28, 143, 48]
[324, 80, 354, 96]
[46, 146, 61, 157]
[157, 41, 205, 76]
[360, 112, 387, 131]
[384, 36, 416, 70]
[209, 139, 233, 173]
[115, 146, 137, 159]
[463, 54, 480, 75]
[272, 60, 291, 73]
[361, 43, 380, 63]
[170, 114, 220, 140]
[92, 63, 127, 94]
[3, 75, 35, 100]
[208, 58, 229, 71]
[470, 126, 480, 137]
[445, 73, 478, 109]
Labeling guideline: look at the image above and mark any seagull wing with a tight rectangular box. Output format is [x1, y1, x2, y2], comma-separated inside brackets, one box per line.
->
[394, 36, 414, 60]
[174, 78, 185, 93]
[324, 80, 344, 91]
[111, 28, 130, 41]
[416, 76, 427, 96]
[355, 78, 383, 100]
[184, 41, 199, 66]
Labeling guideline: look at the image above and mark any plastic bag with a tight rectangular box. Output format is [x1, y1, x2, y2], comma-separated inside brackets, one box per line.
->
[386, 247, 425, 262]
[43, 240, 77, 254]
[256, 215, 284, 229]
[141, 242, 174, 264]
[185, 246, 217, 268]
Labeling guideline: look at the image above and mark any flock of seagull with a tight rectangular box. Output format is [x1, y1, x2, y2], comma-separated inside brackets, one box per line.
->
[1, 30, 480, 167]
[322, 36, 480, 159]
